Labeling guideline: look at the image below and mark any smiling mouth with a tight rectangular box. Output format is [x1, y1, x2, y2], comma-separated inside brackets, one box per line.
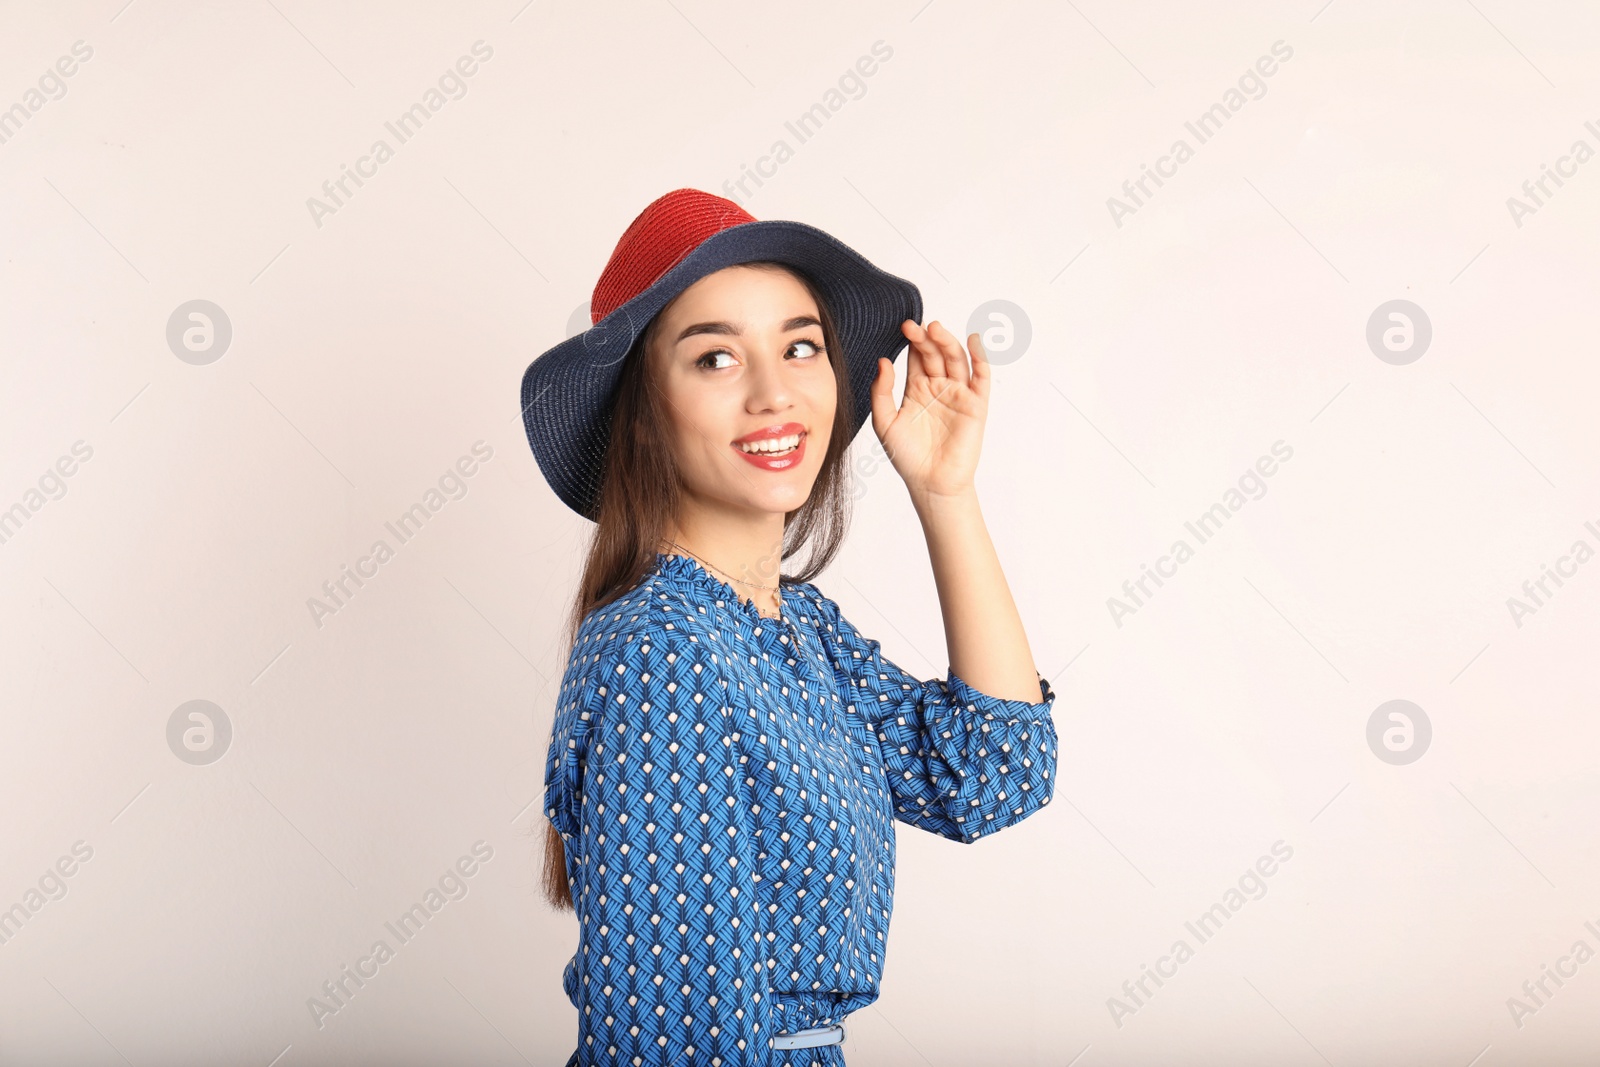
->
[735, 431, 805, 457]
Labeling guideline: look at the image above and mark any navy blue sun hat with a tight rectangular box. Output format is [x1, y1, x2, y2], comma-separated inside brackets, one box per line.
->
[518, 188, 922, 522]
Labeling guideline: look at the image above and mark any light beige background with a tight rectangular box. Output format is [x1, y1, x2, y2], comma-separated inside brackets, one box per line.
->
[3, 1, 1599, 1064]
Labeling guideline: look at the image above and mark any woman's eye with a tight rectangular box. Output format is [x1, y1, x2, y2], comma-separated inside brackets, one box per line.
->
[695, 349, 736, 370]
[694, 340, 823, 369]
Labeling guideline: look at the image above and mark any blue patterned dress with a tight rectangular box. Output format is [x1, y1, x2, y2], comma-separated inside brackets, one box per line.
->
[546, 552, 1059, 1065]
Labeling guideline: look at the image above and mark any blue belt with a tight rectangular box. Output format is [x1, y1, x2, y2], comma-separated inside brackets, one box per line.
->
[772, 1020, 847, 1049]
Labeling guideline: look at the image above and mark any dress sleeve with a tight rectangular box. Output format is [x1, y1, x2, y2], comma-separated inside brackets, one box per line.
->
[564, 624, 777, 1063]
[808, 586, 1060, 844]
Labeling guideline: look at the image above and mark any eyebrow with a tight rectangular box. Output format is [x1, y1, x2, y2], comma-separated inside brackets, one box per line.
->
[673, 315, 821, 345]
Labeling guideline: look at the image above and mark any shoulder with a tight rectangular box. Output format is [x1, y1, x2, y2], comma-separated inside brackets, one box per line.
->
[562, 571, 731, 707]
[786, 578, 833, 622]
[786, 578, 858, 648]
[573, 566, 721, 647]
[568, 580, 745, 773]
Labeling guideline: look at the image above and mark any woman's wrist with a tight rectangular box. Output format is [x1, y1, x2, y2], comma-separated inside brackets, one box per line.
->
[909, 484, 980, 527]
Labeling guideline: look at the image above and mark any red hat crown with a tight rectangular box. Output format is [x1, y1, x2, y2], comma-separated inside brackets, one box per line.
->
[590, 189, 757, 325]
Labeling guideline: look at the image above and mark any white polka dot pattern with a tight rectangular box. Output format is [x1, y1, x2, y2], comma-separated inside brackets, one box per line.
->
[546, 553, 1058, 1064]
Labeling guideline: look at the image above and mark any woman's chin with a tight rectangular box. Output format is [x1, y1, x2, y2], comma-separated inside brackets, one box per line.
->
[755, 489, 813, 515]
[725, 483, 816, 516]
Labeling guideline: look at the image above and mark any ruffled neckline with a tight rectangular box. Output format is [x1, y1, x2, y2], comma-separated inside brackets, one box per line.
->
[652, 551, 798, 628]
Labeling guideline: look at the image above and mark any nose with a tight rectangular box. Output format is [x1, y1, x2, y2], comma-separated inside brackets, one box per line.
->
[743, 343, 792, 414]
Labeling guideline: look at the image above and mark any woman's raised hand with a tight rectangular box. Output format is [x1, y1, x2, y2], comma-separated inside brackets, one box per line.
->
[868, 319, 991, 503]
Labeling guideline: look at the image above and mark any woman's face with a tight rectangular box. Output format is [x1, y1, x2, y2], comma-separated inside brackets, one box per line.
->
[649, 264, 837, 519]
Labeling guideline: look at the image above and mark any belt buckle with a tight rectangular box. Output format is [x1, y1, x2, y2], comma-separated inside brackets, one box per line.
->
[772, 1020, 847, 1050]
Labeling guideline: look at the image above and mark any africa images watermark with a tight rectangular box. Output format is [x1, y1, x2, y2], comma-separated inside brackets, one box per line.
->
[0, 439, 93, 548]
[1108, 440, 1295, 628]
[0, 841, 95, 948]
[720, 39, 894, 207]
[1504, 915, 1600, 1030]
[1107, 39, 1295, 228]
[306, 40, 494, 228]
[1108, 840, 1295, 1027]
[306, 840, 494, 1029]
[167, 699, 232, 765]
[1505, 118, 1600, 229]
[0, 39, 94, 148]
[1504, 516, 1600, 629]
[306, 441, 494, 628]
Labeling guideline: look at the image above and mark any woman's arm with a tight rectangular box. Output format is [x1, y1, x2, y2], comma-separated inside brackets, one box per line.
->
[870, 318, 1047, 705]
[913, 485, 1045, 703]
[805, 584, 1057, 843]
[553, 621, 777, 1061]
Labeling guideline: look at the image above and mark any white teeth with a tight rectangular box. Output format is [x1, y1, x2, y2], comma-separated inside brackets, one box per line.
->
[737, 433, 802, 455]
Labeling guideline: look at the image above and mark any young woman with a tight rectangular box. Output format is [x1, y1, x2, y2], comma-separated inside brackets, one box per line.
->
[521, 188, 1058, 1065]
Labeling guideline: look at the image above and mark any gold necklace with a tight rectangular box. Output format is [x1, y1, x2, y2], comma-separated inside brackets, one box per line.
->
[661, 538, 783, 616]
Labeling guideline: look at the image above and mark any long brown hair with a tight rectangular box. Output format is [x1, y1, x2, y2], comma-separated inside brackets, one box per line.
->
[538, 261, 857, 911]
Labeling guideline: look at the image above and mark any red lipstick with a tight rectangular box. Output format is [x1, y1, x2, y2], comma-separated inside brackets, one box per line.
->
[732, 422, 807, 471]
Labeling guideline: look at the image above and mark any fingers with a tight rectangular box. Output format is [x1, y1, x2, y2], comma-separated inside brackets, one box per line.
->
[868, 356, 896, 441]
[929, 320, 971, 386]
[902, 319, 970, 387]
[900, 319, 932, 388]
[966, 329, 991, 398]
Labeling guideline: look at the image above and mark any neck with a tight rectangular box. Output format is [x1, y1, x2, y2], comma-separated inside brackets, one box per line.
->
[661, 503, 787, 614]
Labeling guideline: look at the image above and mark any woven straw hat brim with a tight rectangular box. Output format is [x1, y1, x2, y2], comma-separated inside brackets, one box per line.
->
[519, 218, 922, 522]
